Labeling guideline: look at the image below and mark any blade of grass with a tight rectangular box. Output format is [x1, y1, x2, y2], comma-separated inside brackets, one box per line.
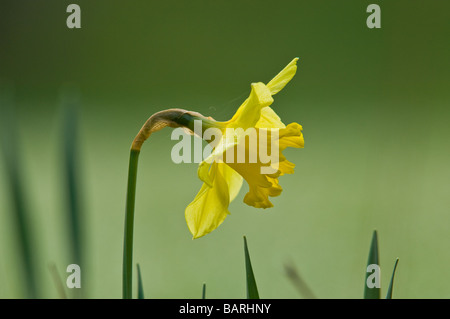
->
[202, 283, 206, 299]
[386, 258, 399, 299]
[48, 263, 67, 299]
[364, 230, 380, 299]
[243, 236, 259, 299]
[0, 86, 38, 298]
[61, 88, 84, 298]
[137, 263, 145, 299]
[284, 261, 317, 299]
[122, 149, 140, 299]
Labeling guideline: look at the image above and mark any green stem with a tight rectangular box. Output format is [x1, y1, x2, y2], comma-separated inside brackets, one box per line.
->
[122, 109, 198, 298]
[122, 149, 140, 299]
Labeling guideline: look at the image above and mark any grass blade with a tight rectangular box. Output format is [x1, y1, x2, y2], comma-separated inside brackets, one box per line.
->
[386, 258, 399, 299]
[284, 261, 316, 299]
[137, 263, 145, 299]
[0, 87, 38, 298]
[364, 230, 380, 299]
[243, 236, 259, 299]
[48, 263, 67, 299]
[202, 283, 206, 299]
[61, 89, 84, 298]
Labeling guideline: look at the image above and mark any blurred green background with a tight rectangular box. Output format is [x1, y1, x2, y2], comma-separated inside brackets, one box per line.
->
[1, 0, 449, 298]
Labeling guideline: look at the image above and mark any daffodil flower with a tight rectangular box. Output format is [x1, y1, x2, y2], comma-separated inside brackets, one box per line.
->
[185, 58, 304, 238]
[131, 58, 303, 239]
[123, 58, 303, 297]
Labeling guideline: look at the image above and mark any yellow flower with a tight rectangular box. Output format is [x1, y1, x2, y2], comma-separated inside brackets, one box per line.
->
[185, 58, 304, 239]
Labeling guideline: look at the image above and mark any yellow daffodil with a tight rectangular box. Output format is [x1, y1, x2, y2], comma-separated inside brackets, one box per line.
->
[129, 58, 304, 240]
[123, 58, 303, 298]
[185, 58, 304, 238]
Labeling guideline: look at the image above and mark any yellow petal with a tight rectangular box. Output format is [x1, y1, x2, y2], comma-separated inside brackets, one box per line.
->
[221, 58, 298, 130]
[185, 163, 230, 239]
[197, 160, 213, 187]
[278, 159, 295, 175]
[219, 163, 243, 202]
[266, 58, 299, 95]
[197, 133, 237, 186]
[226, 82, 273, 129]
[224, 122, 303, 208]
[255, 106, 286, 129]
[279, 122, 304, 150]
[226, 159, 280, 209]
[243, 175, 283, 208]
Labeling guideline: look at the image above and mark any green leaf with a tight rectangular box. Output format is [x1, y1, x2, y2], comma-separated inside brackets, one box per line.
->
[284, 261, 316, 299]
[364, 230, 380, 299]
[243, 236, 259, 299]
[202, 283, 206, 299]
[137, 264, 145, 299]
[386, 258, 399, 299]
[48, 263, 67, 299]
[0, 87, 38, 298]
[61, 89, 84, 298]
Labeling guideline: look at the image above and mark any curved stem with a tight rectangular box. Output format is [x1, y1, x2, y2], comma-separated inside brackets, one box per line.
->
[122, 149, 140, 299]
[121, 109, 211, 299]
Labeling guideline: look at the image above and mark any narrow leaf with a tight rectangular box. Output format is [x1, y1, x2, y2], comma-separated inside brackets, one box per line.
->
[61, 88, 84, 298]
[202, 283, 206, 299]
[386, 258, 399, 299]
[137, 264, 145, 299]
[243, 236, 259, 299]
[364, 230, 380, 299]
[0, 87, 38, 298]
[284, 261, 317, 299]
[48, 263, 67, 299]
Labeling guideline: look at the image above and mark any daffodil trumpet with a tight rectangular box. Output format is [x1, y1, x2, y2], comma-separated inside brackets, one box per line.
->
[122, 58, 304, 298]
